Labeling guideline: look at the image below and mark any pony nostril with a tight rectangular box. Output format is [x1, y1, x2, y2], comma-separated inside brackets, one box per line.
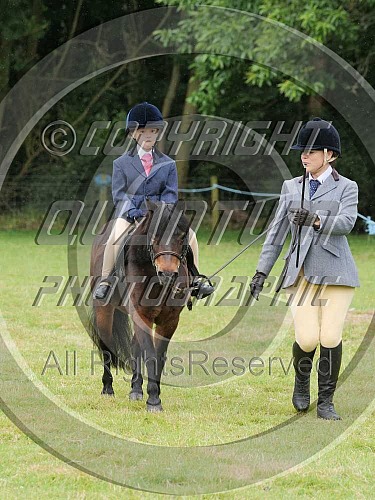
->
[157, 271, 178, 283]
[158, 270, 171, 277]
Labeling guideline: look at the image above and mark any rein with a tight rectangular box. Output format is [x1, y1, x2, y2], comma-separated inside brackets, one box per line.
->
[204, 213, 290, 282]
[139, 208, 289, 292]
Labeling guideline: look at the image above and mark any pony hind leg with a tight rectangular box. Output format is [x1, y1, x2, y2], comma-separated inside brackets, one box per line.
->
[101, 348, 115, 396]
[91, 304, 116, 396]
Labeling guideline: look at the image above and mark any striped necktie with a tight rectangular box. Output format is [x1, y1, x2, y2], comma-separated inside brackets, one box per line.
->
[141, 153, 153, 176]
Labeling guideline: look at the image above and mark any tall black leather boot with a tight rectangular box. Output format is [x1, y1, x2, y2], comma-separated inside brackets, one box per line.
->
[317, 342, 342, 420]
[93, 275, 117, 300]
[292, 342, 316, 412]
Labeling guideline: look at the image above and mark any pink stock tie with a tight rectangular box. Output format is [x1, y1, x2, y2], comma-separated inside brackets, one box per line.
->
[141, 152, 153, 176]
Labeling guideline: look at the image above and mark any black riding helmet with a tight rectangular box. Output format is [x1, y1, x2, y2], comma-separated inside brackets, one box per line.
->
[126, 102, 165, 130]
[291, 117, 341, 156]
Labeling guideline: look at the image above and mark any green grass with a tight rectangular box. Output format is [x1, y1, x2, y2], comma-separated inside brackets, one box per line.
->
[0, 229, 374, 497]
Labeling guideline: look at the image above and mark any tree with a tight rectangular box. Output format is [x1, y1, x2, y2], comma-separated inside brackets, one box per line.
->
[1, 0, 174, 213]
[155, 0, 375, 110]
[154, 0, 375, 220]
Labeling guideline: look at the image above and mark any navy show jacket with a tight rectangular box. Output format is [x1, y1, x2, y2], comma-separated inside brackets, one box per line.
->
[111, 148, 178, 219]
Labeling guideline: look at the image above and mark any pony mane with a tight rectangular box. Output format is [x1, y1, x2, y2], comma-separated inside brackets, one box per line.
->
[146, 202, 190, 241]
[126, 202, 189, 264]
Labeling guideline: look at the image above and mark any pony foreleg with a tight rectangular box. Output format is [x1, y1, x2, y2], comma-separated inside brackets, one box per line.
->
[133, 316, 162, 412]
[129, 335, 143, 401]
[154, 335, 170, 400]
[154, 320, 178, 402]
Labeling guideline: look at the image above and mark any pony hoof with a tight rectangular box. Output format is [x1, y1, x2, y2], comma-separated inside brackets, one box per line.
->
[147, 403, 163, 413]
[101, 387, 115, 396]
[129, 392, 143, 401]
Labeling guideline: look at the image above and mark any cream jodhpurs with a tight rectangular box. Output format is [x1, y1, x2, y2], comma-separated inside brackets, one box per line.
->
[101, 217, 199, 278]
[285, 273, 355, 352]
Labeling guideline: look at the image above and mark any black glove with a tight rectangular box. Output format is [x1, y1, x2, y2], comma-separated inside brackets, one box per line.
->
[289, 208, 318, 227]
[126, 208, 145, 223]
[250, 271, 267, 300]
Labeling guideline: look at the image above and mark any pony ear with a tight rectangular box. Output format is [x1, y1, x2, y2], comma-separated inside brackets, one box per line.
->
[173, 200, 186, 212]
[146, 198, 157, 211]
[179, 199, 186, 212]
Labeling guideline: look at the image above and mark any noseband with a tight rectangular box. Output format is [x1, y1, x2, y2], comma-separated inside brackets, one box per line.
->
[148, 233, 189, 271]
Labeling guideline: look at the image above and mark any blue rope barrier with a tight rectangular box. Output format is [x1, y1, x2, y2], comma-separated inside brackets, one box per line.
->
[178, 186, 215, 193]
[357, 213, 375, 224]
[178, 183, 279, 197]
[178, 183, 374, 227]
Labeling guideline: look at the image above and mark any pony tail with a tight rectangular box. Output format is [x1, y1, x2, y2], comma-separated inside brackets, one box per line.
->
[88, 306, 133, 370]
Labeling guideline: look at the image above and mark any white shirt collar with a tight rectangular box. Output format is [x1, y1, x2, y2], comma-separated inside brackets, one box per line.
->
[137, 145, 153, 159]
[309, 165, 332, 184]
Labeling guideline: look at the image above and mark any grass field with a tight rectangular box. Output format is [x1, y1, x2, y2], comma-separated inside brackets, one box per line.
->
[0, 228, 374, 498]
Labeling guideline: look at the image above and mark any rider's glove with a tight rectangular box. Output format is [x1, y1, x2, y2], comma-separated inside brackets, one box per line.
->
[126, 208, 145, 223]
[250, 271, 267, 301]
[288, 208, 318, 227]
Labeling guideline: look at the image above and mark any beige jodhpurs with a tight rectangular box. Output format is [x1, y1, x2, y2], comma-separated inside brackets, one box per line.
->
[101, 217, 199, 277]
[285, 271, 355, 352]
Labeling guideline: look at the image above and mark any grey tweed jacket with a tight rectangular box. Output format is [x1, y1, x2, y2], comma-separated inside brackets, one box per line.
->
[256, 170, 360, 288]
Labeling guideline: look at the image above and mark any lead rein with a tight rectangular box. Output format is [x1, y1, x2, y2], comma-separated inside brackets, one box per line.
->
[204, 212, 290, 282]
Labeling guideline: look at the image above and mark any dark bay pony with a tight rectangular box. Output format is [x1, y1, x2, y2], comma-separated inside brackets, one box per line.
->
[89, 201, 191, 412]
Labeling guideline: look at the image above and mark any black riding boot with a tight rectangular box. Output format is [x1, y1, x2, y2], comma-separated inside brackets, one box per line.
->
[292, 342, 316, 412]
[317, 342, 342, 420]
[93, 276, 116, 300]
[186, 247, 214, 299]
[94, 281, 111, 300]
[190, 275, 215, 299]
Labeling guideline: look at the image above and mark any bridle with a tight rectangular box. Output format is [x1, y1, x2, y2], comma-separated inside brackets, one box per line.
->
[148, 232, 189, 272]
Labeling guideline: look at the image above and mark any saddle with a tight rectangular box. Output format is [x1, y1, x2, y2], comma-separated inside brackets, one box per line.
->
[112, 226, 136, 280]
